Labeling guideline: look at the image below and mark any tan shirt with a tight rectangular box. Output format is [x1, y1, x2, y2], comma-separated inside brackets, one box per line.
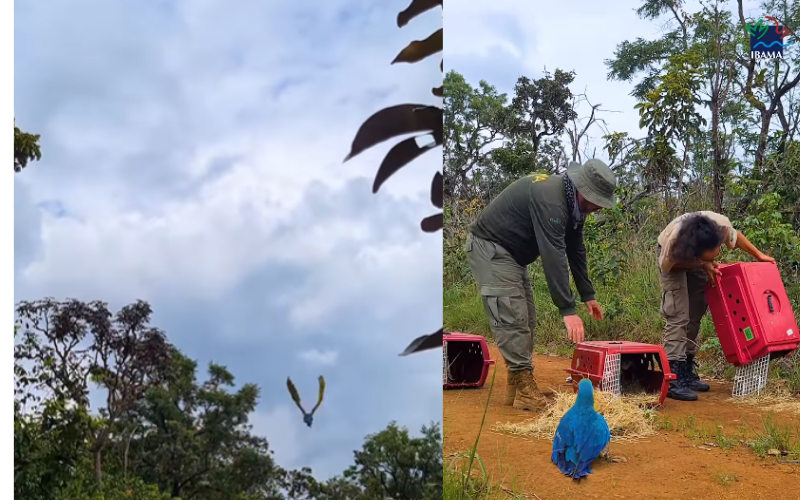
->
[658, 211, 737, 273]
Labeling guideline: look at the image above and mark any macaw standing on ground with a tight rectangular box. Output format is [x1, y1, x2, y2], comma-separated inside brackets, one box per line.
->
[551, 378, 611, 480]
[286, 375, 326, 428]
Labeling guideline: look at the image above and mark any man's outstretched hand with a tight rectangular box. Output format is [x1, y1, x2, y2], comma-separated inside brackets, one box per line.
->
[585, 300, 604, 321]
[564, 315, 585, 343]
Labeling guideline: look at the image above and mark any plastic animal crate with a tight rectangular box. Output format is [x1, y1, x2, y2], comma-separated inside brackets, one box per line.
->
[705, 262, 799, 366]
[443, 332, 495, 389]
[565, 341, 676, 406]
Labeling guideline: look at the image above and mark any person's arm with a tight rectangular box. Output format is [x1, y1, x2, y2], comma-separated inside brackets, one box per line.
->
[734, 230, 773, 261]
[565, 227, 595, 302]
[671, 261, 706, 270]
[530, 205, 576, 316]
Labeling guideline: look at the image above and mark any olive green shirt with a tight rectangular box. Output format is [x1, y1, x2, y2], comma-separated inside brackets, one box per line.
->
[469, 174, 595, 316]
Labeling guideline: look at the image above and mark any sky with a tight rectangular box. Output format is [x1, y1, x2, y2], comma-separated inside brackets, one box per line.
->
[14, 0, 442, 480]
[445, 0, 770, 162]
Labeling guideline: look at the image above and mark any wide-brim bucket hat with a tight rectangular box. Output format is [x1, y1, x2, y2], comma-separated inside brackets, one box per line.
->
[566, 159, 616, 209]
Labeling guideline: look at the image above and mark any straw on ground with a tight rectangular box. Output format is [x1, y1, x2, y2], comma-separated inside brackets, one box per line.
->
[728, 383, 800, 415]
[493, 390, 659, 442]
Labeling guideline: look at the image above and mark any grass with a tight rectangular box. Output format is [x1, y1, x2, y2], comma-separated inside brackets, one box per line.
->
[444, 368, 528, 500]
[444, 245, 800, 390]
[656, 413, 800, 458]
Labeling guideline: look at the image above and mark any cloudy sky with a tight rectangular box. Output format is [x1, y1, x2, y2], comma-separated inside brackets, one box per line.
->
[446, 0, 769, 161]
[15, 0, 442, 479]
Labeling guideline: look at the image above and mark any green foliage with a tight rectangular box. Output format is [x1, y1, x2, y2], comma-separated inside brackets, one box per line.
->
[15, 118, 42, 172]
[508, 69, 578, 153]
[334, 422, 442, 500]
[14, 300, 443, 500]
[734, 193, 800, 269]
[444, 68, 580, 201]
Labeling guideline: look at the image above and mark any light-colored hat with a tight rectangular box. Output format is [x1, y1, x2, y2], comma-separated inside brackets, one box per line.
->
[567, 159, 616, 209]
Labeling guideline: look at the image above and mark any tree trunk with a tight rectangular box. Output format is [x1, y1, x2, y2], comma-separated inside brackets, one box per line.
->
[737, 113, 771, 214]
[94, 449, 103, 485]
[711, 100, 724, 213]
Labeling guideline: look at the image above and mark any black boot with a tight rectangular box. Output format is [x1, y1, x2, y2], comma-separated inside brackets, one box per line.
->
[685, 353, 710, 392]
[667, 360, 698, 401]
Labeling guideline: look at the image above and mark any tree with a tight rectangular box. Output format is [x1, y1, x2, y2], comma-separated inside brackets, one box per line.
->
[734, 0, 800, 212]
[14, 298, 444, 500]
[15, 299, 172, 485]
[15, 118, 42, 172]
[442, 70, 511, 198]
[125, 352, 283, 499]
[508, 69, 578, 155]
[635, 52, 706, 212]
[320, 422, 443, 500]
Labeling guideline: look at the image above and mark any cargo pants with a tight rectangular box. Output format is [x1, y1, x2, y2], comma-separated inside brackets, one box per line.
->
[657, 245, 709, 361]
[465, 232, 537, 372]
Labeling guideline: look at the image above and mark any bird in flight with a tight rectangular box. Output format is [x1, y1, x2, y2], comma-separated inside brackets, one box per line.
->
[286, 375, 326, 427]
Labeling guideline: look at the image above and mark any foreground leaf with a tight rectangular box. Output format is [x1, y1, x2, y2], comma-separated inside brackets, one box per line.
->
[344, 104, 441, 161]
[373, 136, 436, 193]
[421, 213, 443, 232]
[397, 0, 442, 27]
[431, 172, 443, 208]
[399, 328, 443, 355]
[392, 29, 443, 64]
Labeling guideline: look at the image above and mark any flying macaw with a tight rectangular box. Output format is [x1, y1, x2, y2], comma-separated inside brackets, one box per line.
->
[286, 375, 325, 427]
[551, 378, 611, 480]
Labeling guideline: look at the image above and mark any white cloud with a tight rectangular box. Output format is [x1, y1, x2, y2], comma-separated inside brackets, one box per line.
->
[249, 406, 304, 469]
[298, 348, 340, 367]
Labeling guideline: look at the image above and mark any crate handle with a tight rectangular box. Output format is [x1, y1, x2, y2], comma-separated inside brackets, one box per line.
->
[767, 294, 774, 313]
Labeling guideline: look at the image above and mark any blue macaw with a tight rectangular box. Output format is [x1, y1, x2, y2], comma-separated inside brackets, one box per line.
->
[551, 378, 611, 480]
[286, 375, 325, 427]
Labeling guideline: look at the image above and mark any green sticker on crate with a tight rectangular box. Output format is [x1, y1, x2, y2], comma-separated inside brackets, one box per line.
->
[743, 327, 754, 341]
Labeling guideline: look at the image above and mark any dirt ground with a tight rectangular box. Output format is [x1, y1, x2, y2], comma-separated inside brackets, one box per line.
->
[444, 345, 800, 500]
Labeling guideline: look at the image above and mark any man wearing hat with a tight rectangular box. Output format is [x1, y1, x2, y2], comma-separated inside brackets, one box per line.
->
[465, 159, 617, 411]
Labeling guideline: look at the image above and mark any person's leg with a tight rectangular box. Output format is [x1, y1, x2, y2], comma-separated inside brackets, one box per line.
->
[660, 269, 697, 401]
[466, 233, 544, 411]
[513, 269, 553, 401]
[684, 269, 710, 392]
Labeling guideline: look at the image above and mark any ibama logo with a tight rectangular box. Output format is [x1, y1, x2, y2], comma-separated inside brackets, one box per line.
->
[746, 15, 793, 61]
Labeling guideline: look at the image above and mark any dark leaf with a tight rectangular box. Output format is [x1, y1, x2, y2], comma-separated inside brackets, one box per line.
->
[344, 104, 441, 162]
[432, 85, 443, 97]
[431, 172, 443, 208]
[420, 213, 443, 232]
[397, 0, 442, 27]
[431, 110, 443, 144]
[399, 328, 443, 356]
[373, 136, 435, 193]
[392, 29, 443, 64]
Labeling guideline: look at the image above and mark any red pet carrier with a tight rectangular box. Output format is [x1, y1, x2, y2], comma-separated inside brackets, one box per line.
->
[565, 341, 676, 406]
[443, 332, 495, 389]
[705, 262, 799, 366]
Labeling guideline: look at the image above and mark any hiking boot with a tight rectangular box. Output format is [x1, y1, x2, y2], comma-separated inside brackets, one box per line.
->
[512, 369, 547, 411]
[504, 369, 519, 406]
[667, 360, 698, 401]
[685, 353, 710, 392]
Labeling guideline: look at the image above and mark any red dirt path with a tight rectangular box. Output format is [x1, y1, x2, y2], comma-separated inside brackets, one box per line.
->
[444, 345, 800, 500]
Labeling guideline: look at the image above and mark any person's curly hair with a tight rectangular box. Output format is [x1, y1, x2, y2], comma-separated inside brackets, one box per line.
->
[671, 214, 724, 263]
